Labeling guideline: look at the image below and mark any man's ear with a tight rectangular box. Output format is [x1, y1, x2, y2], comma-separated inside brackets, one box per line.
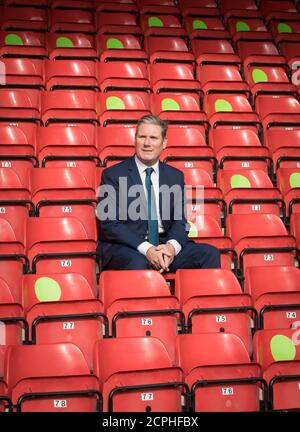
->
[163, 138, 167, 149]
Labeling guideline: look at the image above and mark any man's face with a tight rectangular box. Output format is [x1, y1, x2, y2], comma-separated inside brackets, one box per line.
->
[135, 122, 167, 166]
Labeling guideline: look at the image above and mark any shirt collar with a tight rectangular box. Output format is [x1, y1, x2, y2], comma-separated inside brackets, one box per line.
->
[134, 155, 159, 176]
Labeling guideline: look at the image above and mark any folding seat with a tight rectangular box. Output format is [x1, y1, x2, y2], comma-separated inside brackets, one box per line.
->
[218, 169, 283, 217]
[96, 1, 138, 13]
[49, 9, 95, 33]
[219, 0, 258, 16]
[0, 58, 44, 89]
[97, 33, 147, 62]
[243, 55, 290, 90]
[161, 124, 215, 179]
[234, 31, 279, 61]
[210, 126, 271, 174]
[196, 54, 243, 87]
[175, 269, 256, 356]
[264, 119, 300, 177]
[184, 15, 224, 39]
[227, 12, 267, 37]
[254, 88, 300, 123]
[47, 33, 97, 61]
[176, 333, 266, 412]
[0, 123, 36, 158]
[269, 18, 300, 39]
[202, 82, 253, 122]
[0, 89, 41, 125]
[0, 30, 47, 59]
[21, 272, 107, 370]
[253, 328, 300, 410]
[30, 168, 97, 232]
[185, 214, 235, 270]
[100, 270, 184, 362]
[94, 337, 187, 412]
[0, 161, 32, 201]
[96, 12, 138, 34]
[290, 211, 300, 248]
[25, 216, 97, 290]
[140, 9, 182, 36]
[45, 59, 99, 91]
[41, 90, 98, 127]
[191, 32, 234, 62]
[97, 125, 135, 166]
[244, 266, 300, 330]
[51, 0, 95, 10]
[226, 213, 297, 276]
[179, 0, 218, 17]
[151, 92, 201, 117]
[259, 0, 297, 18]
[0, 277, 28, 375]
[98, 91, 150, 126]
[0, 213, 28, 303]
[36, 124, 98, 170]
[277, 167, 300, 214]
[144, 35, 194, 64]
[4, 343, 101, 411]
[148, 63, 201, 94]
[0, 7, 48, 31]
[98, 61, 149, 92]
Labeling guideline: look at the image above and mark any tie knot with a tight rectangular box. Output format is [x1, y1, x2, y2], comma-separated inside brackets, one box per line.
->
[145, 167, 154, 177]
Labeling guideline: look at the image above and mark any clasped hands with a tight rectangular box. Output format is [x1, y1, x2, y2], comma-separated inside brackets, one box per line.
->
[146, 243, 175, 273]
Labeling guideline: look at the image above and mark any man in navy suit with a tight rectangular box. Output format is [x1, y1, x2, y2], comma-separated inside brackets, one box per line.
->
[97, 115, 220, 272]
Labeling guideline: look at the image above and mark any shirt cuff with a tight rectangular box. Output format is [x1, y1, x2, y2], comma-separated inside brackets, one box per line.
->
[167, 239, 182, 256]
[137, 241, 154, 256]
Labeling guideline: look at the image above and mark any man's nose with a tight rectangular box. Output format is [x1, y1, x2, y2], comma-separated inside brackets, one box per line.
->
[144, 137, 151, 146]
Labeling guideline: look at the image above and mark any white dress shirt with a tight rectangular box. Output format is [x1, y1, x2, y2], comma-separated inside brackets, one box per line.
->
[135, 156, 182, 257]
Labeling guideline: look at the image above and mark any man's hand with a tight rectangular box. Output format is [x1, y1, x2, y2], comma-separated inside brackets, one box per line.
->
[146, 246, 169, 272]
[155, 243, 175, 272]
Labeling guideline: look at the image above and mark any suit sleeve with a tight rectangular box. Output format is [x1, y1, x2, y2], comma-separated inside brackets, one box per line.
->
[97, 168, 144, 249]
[164, 170, 189, 248]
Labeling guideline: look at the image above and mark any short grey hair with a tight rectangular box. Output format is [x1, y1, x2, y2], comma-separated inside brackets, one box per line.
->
[136, 115, 168, 140]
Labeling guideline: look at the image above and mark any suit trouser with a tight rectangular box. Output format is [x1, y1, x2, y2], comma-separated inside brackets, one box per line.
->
[101, 241, 220, 271]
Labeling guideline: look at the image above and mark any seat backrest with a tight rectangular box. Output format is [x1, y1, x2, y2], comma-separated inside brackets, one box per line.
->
[175, 268, 242, 304]
[94, 336, 173, 384]
[175, 333, 250, 376]
[100, 269, 171, 308]
[4, 343, 90, 391]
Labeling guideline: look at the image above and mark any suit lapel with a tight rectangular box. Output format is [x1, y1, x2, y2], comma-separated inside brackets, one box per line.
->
[127, 157, 147, 215]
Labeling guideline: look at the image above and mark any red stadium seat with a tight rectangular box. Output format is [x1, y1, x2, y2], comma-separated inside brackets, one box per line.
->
[100, 270, 183, 361]
[21, 272, 107, 370]
[97, 125, 135, 166]
[151, 92, 201, 116]
[45, 60, 99, 91]
[148, 63, 201, 94]
[36, 124, 98, 168]
[94, 337, 186, 412]
[0, 89, 41, 124]
[96, 11, 138, 33]
[47, 33, 97, 61]
[0, 58, 44, 89]
[41, 90, 98, 127]
[25, 216, 97, 289]
[144, 35, 194, 64]
[253, 328, 300, 410]
[98, 61, 149, 92]
[226, 213, 296, 275]
[4, 343, 100, 411]
[244, 266, 300, 330]
[175, 269, 255, 356]
[0, 30, 47, 59]
[1, 7, 48, 31]
[218, 169, 283, 216]
[0, 123, 36, 158]
[49, 9, 95, 33]
[97, 33, 147, 63]
[176, 333, 266, 411]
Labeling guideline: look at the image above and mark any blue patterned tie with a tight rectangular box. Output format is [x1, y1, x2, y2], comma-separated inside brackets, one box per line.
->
[145, 167, 159, 246]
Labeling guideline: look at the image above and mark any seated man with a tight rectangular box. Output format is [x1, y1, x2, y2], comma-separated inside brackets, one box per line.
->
[96, 114, 220, 272]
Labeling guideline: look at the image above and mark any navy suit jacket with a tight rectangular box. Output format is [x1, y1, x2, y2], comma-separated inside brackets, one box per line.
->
[97, 156, 189, 267]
